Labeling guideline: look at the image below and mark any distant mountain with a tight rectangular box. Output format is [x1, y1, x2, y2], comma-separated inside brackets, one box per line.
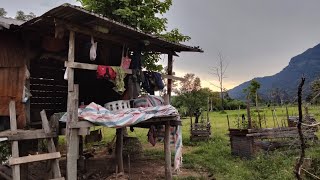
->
[228, 43, 320, 101]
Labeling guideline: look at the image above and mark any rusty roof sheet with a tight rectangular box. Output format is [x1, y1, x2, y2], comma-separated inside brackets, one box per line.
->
[0, 17, 24, 30]
[22, 3, 203, 53]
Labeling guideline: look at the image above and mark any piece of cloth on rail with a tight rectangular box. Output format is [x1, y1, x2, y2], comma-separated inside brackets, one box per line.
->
[59, 102, 179, 128]
[111, 66, 126, 94]
[59, 102, 183, 172]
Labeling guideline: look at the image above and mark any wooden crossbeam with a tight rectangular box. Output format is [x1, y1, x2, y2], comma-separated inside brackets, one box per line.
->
[0, 129, 57, 141]
[65, 61, 185, 81]
[9, 152, 61, 166]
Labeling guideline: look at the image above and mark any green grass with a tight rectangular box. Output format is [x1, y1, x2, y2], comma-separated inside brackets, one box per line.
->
[78, 105, 320, 179]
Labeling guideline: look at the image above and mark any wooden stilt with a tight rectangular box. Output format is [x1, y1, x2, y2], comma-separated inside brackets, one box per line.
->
[164, 121, 172, 180]
[66, 85, 79, 180]
[115, 128, 124, 173]
[167, 53, 173, 102]
[66, 30, 79, 180]
[10, 101, 20, 180]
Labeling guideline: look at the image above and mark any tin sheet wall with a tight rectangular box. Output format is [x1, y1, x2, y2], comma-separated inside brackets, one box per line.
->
[0, 31, 27, 128]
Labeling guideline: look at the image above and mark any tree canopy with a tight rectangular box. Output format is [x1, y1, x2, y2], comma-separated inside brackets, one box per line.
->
[77, 0, 190, 71]
[15, 11, 36, 21]
[0, 8, 7, 17]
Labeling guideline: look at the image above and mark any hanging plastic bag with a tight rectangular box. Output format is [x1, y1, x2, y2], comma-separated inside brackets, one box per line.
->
[120, 46, 131, 69]
[90, 36, 98, 61]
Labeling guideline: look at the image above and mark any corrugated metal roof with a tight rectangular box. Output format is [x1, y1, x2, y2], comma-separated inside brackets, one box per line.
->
[0, 16, 24, 29]
[21, 3, 203, 53]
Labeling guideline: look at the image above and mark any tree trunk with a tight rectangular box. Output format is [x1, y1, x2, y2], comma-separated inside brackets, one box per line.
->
[246, 96, 252, 129]
[220, 87, 224, 111]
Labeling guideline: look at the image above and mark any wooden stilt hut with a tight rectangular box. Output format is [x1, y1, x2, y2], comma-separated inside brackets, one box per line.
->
[0, 4, 202, 180]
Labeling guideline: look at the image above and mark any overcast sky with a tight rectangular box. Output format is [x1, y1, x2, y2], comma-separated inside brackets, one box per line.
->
[2, 0, 320, 91]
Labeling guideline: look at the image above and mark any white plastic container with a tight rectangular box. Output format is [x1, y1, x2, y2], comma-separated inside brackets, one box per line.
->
[104, 100, 131, 111]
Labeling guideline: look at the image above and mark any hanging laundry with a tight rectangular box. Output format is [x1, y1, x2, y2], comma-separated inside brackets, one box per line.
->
[90, 36, 98, 61]
[111, 66, 126, 93]
[142, 71, 165, 95]
[96, 65, 117, 80]
[153, 72, 164, 90]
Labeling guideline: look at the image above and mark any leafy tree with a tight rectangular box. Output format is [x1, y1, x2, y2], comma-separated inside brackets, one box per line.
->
[177, 73, 201, 94]
[15, 11, 36, 21]
[244, 80, 261, 107]
[0, 8, 7, 17]
[78, 0, 190, 71]
[243, 80, 261, 128]
[307, 78, 320, 103]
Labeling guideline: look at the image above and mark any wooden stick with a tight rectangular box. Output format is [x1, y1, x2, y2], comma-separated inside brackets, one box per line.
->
[164, 121, 172, 180]
[295, 77, 306, 180]
[9, 152, 61, 166]
[227, 115, 230, 129]
[40, 110, 62, 179]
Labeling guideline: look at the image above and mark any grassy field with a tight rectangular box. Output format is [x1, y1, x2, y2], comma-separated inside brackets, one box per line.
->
[94, 106, 320, 179]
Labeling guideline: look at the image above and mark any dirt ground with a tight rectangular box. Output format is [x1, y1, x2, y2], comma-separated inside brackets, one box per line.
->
[25, 148, 208, 180]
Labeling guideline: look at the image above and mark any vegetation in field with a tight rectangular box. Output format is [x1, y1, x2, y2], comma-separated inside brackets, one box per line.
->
[96, 106, 320, 180]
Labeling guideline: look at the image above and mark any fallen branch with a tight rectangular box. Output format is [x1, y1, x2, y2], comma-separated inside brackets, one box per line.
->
[302, 122, 320, 127]
[295, 76, 306, 180]
[301, 168, 320, 180]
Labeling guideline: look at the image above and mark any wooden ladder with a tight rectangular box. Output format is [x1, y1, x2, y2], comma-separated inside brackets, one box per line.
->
[8, 101, 64, 180]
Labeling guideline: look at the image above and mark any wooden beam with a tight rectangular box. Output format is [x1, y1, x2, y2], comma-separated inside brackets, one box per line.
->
[164, 121, 172, 180]
[66, 84, 80, 180]
[60, 20, 138, 48]
[40, 110, 62, 179]
[162, 74, 185, 81]
[167, 54, 173, 101]
[115, 128, 124, 173]
[66, 30, 78, 180]
[0, 129, 57, 141]
[65, 61, 132, 73]
[67, 31, 75, 92]
[65, 61, 184, 81]
[9, 152, 61, 166]
[9, 101, 20, 180]
[40, 110, 51, 134]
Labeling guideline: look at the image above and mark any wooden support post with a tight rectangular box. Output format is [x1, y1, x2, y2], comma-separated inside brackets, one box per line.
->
[164, 121, 172, 180]
[67, 31, 75, 92]
[66, 85, 79, 180]
[167, 53, 173, 102]
[10, 101, 20, 180]
[115, 128, 124, 173]
[66, 30, 80, 180]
